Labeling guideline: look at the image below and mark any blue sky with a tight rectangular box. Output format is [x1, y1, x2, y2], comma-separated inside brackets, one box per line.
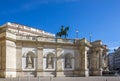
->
[0, 0, 120, 52]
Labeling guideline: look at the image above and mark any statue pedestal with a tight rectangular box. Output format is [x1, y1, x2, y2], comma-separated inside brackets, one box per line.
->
[27, 64, 33, 69]
[48, 65, 52, 69]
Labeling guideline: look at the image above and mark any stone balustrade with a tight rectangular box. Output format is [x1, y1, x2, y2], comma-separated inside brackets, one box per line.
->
[16, 35, 75, 44]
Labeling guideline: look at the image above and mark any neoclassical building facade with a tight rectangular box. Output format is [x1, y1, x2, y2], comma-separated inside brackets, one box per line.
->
[0, 22, 108, 78]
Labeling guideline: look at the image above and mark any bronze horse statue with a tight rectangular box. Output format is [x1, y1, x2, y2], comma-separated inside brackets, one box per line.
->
[56, 25, 69, 38]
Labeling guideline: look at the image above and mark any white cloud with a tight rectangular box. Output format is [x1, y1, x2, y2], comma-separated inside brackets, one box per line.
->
[105, 41, 120, 53]
[1, 0, 48, 15]
[109, 46, 118, 50]
[1, 0, 79, 15]
[109, 46, 118, 53]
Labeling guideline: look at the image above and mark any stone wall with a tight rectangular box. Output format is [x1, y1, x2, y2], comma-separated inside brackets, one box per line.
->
[6, 40, 16, 77]
[0, 41, 6, 78]
[0, 27, 108, 77]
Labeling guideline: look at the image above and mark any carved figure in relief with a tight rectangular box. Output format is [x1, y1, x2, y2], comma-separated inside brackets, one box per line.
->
[26, 53, 34, 69]
[65, 55, 72, 68]
[47, 54, 54, 68]
[28, 55, 32, 64]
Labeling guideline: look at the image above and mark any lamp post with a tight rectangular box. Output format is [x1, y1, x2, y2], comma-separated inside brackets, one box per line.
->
[89, 33, 92, 42]
[76, 30, 79, 39]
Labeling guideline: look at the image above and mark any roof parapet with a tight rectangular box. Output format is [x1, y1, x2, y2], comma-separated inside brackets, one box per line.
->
[91, 40, 102, 46]
[1, 22, 55, 37]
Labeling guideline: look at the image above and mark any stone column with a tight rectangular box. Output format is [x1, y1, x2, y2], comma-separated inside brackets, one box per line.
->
[91, 48, 103, 76]
[74, 50, 80, 77]
[16, 43, 22, 77]
[2, 44, 6, 69]
[92, 50, 96, 70]
[102, 49, 108, 70]
[99, 48, 103, 76]
[79, 46, 89, 77]
[56, 47, 63, 77]
[36, 47, 43, 77]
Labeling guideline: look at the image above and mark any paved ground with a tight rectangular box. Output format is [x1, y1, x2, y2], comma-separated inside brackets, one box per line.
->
[0, 76, 120, 81]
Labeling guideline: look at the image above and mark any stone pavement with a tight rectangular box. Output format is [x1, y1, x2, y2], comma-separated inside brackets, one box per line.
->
[0, 76, 120, 81]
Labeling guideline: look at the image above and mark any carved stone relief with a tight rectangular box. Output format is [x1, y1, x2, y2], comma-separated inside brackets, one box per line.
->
[65, 54, 72, 68]
[22, 47, 36, 70]
[46, 54, 54, 69]
[26, 52, 34, 69]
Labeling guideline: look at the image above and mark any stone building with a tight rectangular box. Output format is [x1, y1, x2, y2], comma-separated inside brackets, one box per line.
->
[112, 47, 120, 71]
[108, 53, 114, 71]
[0, 22, 108, 78]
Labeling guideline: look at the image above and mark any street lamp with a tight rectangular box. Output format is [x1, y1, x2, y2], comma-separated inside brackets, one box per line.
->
[89, 33, 92, 42]
[76, 30, 79, 39]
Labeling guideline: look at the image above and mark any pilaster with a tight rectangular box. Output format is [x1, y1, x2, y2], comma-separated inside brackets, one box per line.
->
[16, 43, 22, 76]
[73, 50, 80, 77]
[5, 40, 16, 77]
[90, 47, 103, 76]
[56, 46, 63, 77]
[36, 47, 43, 76]
[79, 45, 89, 77]
[99, 48, 103, 75]
[0, 42, 6, 78]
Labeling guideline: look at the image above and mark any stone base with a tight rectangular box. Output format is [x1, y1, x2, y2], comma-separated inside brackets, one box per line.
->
[79, 70, 89, 77]
[73, 71, 80, 77]
[5, 72, 16, 78]
[89, 70, 102, 76]
[0, 70, 5, 78]
[16, 71, 36, 77]
[56, 71, 74, 77]
[37, 72, 55, 77]
[13, 71, 92, 77]
[37, 71, 75, 77]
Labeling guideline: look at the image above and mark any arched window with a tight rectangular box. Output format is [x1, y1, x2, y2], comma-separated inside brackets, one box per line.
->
[26, 51, 35, 69]
[46, 54, 54, 69]
[64, 54, 72, 68]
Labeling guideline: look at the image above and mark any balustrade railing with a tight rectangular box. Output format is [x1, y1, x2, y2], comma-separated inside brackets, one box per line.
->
[16, 35, 75, 44]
